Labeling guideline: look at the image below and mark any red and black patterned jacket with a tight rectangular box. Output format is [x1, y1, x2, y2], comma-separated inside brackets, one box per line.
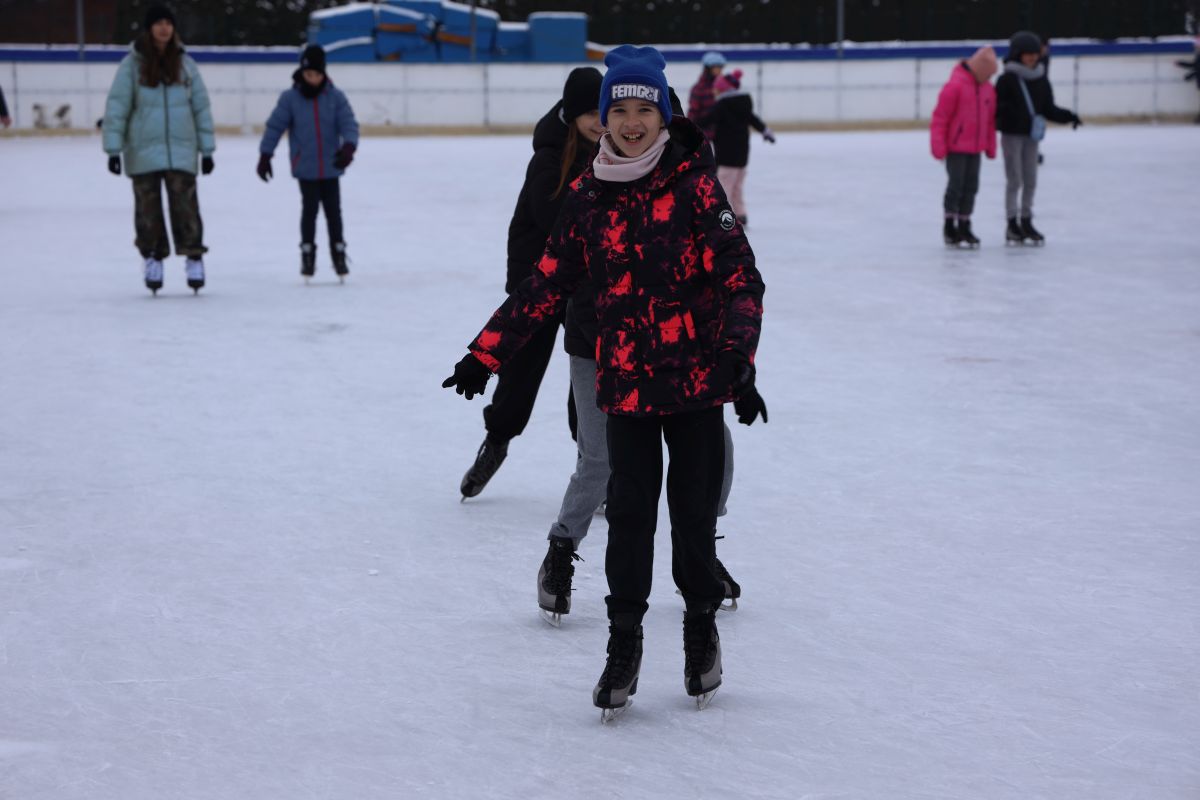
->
[469, 117, 764, 417]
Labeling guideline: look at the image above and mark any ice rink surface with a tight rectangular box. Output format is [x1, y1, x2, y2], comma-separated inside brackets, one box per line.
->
[1, 125, 1197, 799]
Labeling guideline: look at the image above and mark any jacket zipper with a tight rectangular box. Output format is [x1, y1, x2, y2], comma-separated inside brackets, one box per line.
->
[163, 83, 173, 171]
[313, 97, 324, 179]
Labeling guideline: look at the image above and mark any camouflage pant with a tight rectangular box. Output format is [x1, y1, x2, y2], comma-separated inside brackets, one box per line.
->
[131, 171, 206, 259]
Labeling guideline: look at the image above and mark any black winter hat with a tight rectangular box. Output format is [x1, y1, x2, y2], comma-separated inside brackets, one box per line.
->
[143, 4, 176, 30]
[299, 45, 327, 75]
[561, 67, 603, 122]
[1008, 30, 1043, 59]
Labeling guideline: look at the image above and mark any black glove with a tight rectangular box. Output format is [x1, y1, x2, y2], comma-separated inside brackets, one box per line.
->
[107, 155, 121, 175]
[333, 143, 356, 169]
[256, 154, 273, 182]
[1070, 113, 1083, 130]
[442, 354, 491, 400]
[717, 350, 755, 398]
[733, 387, 768, 426]
[201, 156, 214, 175]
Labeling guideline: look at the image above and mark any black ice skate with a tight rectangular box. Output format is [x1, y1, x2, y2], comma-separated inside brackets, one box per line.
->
[957, 218, 980, 248]
[538, 537, 581, 627]
[143, 257, 164, 295]
[683, 609, 722, 709]
[713, 557, 741, 612]
[300, 243, 316, 281]
[1020, 216, 1045, 246]
[943, 217, 960, 246]
[331, 241, 349, 283]
[593, 621, 643, 723]
[185, 257, 205, 294]
[1005, 217, 1027, 246]
[460, 435, 508, 499]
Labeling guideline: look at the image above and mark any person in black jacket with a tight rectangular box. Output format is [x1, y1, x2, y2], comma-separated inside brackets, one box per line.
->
[996, 31, 1082, 245]
[458, 67, 605, 499]
[536, 85, 748, 629]
[704, 69, 775, 226]
[0, 84, 11, 128]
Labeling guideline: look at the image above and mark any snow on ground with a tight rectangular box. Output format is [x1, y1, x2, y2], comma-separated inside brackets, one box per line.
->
[0, 125, 1197, 799]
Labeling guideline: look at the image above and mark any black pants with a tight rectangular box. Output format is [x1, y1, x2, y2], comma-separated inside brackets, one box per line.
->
[943, 152, 981, 216]
[482, 318, 560, 442]
[299, 178, 343, 245]
[604, 406, 727, 621]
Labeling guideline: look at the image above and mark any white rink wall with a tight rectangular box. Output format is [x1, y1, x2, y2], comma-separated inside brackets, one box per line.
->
[2, 52, 1195, 131]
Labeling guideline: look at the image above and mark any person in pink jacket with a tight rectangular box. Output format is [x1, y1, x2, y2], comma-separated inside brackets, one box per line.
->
[930, 46, 998, 247]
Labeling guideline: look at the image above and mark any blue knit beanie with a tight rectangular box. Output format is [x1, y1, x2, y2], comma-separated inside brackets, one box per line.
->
[600, 45, 672, 127]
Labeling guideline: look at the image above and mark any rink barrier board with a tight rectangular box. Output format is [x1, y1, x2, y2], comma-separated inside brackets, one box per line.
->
[2, 41, 1195, 130]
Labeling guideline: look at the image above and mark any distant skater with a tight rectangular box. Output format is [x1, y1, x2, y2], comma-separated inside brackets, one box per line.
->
[102, 5, 215, 295]
[258, 45, 360, 281]
[930, 46, 998, 248]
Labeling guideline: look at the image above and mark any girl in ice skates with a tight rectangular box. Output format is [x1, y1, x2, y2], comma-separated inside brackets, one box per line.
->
[456, 67, 605, 501]
[537, 85, 753, 630]
[704, 69, 775, 226]
[930, 46, 998, 248]
[102, 5, 215, 295]
[996, 31, 1083, 245]
[686, 50, 725, 143]
[257, 45, 360, 281]
[443, 45, 766, 719]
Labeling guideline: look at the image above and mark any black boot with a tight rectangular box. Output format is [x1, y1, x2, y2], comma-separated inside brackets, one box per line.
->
[593, 620, 643, 715]
[683, 608, 722, 706]
[460, 434, 509, 498]
[1006, 217, 1027, 245]
[943, 216, 959, 246]
[538, 537, 581, 625]
[713, 556, 741, 610]
[957, 217, 980, 248]
[331, 241, 349, 280]
[1020, 216, 1044, 245]
[300, 243, 316, 278]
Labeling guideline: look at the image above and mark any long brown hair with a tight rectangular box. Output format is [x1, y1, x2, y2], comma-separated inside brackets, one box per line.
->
[553, 124, 583, 200]
[137, 30, 184, 88]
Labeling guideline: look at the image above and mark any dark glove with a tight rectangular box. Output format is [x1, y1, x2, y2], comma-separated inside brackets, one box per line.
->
[762, 127, 776, 144]
[256, 154, 273, 182]
[1070, 113, 1083, 130]
[333, 143, 356, 169]
[717, 350, 755, 398]
[201, 156, 214, 175]
[441, 354, 491, 400]
[733, 387, 768, 426]
[107, 155, 121, 175]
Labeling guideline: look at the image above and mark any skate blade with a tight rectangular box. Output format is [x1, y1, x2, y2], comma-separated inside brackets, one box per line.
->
[695, 688, 719, 711]
[600, 700, 631, 724]
[539, 609, 563, 628]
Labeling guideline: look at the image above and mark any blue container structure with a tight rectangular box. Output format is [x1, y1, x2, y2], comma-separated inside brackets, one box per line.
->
[307, 1, 596, 63]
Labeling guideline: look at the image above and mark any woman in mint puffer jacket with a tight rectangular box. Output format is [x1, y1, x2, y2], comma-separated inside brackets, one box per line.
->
[102, 5, 215, 295]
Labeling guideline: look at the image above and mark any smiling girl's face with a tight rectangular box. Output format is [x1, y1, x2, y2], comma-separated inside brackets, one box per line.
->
[606, 98, 664, 158]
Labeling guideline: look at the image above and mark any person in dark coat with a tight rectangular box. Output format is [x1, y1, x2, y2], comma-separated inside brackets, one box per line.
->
[443, 46, 766, 716]
[456, 67, 605, 500]
[537, 84, 747, 629]
[686, 50, 725, 143]
[996, 31, 1082, 245]
[257, 45, 360, 280]
[704, 69, 775, 226]
[0, 84, 11, 128]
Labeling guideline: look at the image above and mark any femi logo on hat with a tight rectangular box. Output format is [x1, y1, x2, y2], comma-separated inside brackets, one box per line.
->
[610, 84, 661, 103]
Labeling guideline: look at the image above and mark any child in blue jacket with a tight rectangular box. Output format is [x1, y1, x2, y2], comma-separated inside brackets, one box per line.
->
[257, 45, 359, 281]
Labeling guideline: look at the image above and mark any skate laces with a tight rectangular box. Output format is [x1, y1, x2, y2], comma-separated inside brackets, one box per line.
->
[185, 259, 204, 279]
[543, 542, 581, 595]
[471, 438, 507, 476]
[683, 614, 716, 672]
[600, 627, 640, 686]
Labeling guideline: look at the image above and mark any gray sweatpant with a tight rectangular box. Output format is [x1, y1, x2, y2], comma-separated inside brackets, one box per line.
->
[1002, 133, 1039, 219]
[548, 355, 734, 544]
[942, 153, 981, 217]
